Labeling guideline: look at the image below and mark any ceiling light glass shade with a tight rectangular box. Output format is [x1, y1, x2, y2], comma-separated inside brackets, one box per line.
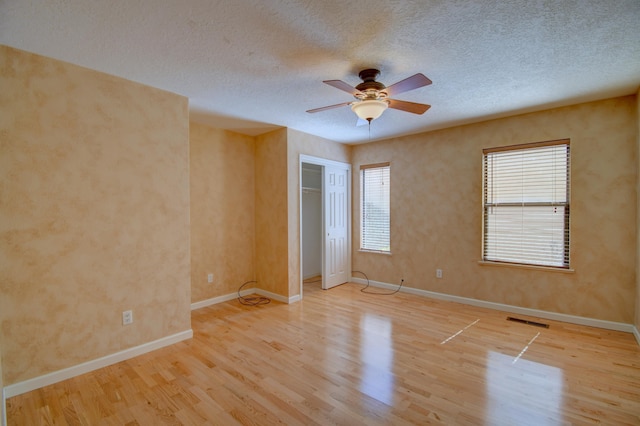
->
[351, 100, 388, 121]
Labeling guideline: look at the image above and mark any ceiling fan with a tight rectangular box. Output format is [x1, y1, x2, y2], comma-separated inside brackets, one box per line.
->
[306, 68, 432, 124]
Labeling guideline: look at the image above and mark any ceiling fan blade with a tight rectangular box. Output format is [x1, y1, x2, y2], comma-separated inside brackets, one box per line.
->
[323, 80, 363, 96]
[387, 99, 431, 114]
[306, 102, 352, 113]
[383, 73, 432, 96]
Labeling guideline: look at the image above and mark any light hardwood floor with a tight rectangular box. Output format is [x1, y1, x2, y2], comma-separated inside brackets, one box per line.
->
[6, 282, 640, 425]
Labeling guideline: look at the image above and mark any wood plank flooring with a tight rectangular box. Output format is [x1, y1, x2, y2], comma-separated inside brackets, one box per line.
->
[6, 282, 640, 425]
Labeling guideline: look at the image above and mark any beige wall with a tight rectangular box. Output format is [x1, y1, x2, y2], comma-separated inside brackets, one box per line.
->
[190, 123, 256, 302]
[352, 96, 637, 323]
[255, 129, 289, 296]
[286, 129, 352, 297]
[0, 46, 191, 385]
[191, 126, 351, 301]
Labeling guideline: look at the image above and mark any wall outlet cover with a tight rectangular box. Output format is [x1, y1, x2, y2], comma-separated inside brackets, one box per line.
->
[122, 310, 133, 325]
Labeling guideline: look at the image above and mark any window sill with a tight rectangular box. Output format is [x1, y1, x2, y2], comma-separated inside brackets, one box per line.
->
[358, 249, 392, 256]
[478, 260, 575, 273]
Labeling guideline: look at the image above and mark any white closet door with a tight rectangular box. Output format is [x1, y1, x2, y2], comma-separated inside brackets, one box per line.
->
[323, 165, 349, 289]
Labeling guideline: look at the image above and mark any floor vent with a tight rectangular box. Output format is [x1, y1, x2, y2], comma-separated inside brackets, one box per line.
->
[507, 316, 549, 328]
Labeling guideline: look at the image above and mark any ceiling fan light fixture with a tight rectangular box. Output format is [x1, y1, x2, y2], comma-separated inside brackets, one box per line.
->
[351, 99, 388, 121]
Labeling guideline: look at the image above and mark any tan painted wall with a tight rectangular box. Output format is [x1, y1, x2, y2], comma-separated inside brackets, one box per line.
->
[255, 129, 289, 296]
[352, 96, 637, 323]
[0, 46, 191, 385]
[286, 129, 352, 297]
[190, 123, 256, 302]
[192, 126, 352, 301]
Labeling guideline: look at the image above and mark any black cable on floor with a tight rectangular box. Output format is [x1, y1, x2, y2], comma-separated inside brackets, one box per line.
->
[352, 270, 404, 295]
[237, 280, 271, 306]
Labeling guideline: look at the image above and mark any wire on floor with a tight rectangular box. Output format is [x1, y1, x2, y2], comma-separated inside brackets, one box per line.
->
[352, 270, 404, 295]
[237, 280, 271, 306]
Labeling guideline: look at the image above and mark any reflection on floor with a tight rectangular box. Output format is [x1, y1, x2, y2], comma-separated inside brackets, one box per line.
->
[303, 275, 322, 294]
[486, 351, 563, 424]
[360, 313, 394, 405]
[7, 282, 640, 425]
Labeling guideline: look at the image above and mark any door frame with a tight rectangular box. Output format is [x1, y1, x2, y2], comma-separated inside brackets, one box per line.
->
[299, 154, 352, 298]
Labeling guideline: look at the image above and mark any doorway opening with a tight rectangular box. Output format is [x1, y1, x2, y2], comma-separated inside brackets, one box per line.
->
[299, 155, 351, 298]
[301, 163, 323, 294]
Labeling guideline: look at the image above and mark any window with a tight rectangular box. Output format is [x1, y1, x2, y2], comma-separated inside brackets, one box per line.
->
[360, 163, 390, 252]
[483, 140, 570, 268]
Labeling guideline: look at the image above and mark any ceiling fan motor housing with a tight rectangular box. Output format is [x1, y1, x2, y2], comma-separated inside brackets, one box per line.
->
[358, 68, 381, 82]
[355, 69, 387, 99]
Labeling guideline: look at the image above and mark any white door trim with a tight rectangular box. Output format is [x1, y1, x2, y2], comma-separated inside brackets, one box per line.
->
[299, 155, 351, 298]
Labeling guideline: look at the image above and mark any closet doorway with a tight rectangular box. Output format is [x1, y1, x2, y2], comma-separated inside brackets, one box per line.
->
[300, 155, 351, 297]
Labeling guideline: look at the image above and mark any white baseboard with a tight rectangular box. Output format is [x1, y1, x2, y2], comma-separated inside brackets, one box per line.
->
[3, 329, 193, 398]
[191, 289, 254, 310]
[633, 326, 640, 346]
[191, 288, 298, 310]
[255, 288, 298, 304]
[351, 277, 636, 334]
[288, 294, 302, 303]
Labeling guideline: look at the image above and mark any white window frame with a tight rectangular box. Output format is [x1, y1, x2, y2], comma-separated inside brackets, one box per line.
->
[482, 140, 570, 269]
[360, 163, 390, 253]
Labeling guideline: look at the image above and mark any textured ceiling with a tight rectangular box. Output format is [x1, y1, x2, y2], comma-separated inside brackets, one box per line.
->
[1, 0, 639, 144]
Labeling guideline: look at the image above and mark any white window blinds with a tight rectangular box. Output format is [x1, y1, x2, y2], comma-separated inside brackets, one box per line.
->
[361, 163, 390, 252]
[483, 140, 570, 268]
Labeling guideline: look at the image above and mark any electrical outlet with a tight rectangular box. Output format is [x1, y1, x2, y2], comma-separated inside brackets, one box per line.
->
[436, 269, 443, 279]
[207, 273, 214, 283]
[122, 310, 133, 325]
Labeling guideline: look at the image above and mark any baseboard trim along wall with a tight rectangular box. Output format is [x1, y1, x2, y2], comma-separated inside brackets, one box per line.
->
[191, 288, 298, 310]
[190, 290, 250, 310]
[3, 329, 193, 398]
[350, 277, 636, 335]
[633, 326, 640, 346]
